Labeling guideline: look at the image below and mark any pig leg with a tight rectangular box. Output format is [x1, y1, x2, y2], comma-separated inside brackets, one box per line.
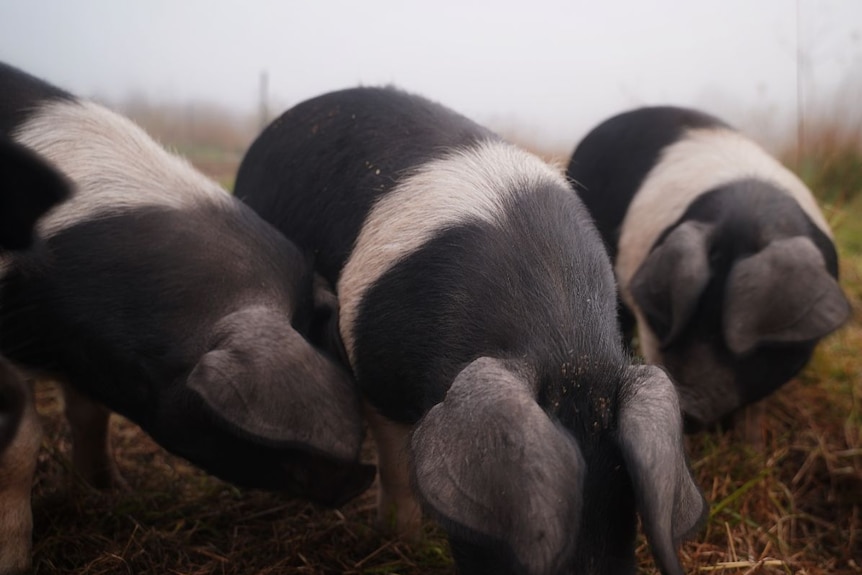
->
[0, 383, 40, 575]
[363, 402, 422, 539]
[732, 401, 767, 451]
[62, 384, 123, 489]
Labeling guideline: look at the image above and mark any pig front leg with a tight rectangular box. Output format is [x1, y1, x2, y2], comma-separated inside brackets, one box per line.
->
[0, 378, 41, 575]
[62, 384, 124, 489]
[363, 402, 422, 539]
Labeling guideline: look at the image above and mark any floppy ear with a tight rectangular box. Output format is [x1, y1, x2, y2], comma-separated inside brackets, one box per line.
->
[411, 357, 584, 575]
[630, 222, 713, 346]
[186, 306, 374, 505]
[618, 365, 707, 575]
[723, 236, 851, 356]
[187, 306, 364, 458]
[0, 137, 71, 250]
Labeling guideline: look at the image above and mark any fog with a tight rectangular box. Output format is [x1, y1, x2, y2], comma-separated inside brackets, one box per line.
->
[1, 0, 860, 149]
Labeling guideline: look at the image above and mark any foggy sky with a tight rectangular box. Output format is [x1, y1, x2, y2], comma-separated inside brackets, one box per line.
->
[1, 0, 860, 149]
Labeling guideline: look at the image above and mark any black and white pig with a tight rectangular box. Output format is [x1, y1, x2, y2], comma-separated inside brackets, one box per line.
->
[0, 136, 71, 574]
[0, 136, 70, 450]
[566, 106, 850, 430]
[0, 62, 374, 574]
[235, 87, 707, 575]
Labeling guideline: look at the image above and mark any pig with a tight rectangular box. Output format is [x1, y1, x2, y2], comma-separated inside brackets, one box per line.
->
[234, 86, 707, 575]
[0, 61, 374, 574]
[0, 136, 71, 445]
[1, 134, 71, 441]
[566, 106, 850, 430]
[0, 136, 70, 573]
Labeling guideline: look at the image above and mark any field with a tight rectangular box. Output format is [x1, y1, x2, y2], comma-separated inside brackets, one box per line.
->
[25, 115, 862, 574]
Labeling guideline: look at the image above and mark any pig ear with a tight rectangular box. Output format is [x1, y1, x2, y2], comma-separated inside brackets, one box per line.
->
[723, 237, 851, 356]
[0, 138, 70, 249]
[186, 309, 365, 462]
[630, 222, 713, 346]
[618, 365, 707, 575]
[411, 357, 584, 575]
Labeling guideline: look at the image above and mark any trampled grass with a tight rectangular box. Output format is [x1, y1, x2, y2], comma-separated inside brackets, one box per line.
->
[26, 129, 862, 574]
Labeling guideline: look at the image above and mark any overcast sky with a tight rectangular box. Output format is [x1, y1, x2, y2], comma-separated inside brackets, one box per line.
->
[1, 0, 860, 150]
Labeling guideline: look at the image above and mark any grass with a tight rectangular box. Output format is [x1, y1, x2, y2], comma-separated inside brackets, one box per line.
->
[31, 383, 454, 575]
[25, 124, 862, 574]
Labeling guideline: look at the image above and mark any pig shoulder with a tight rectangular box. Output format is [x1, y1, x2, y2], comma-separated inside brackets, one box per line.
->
[566, 106, 724, 256]
[235, 86, 496, 283]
